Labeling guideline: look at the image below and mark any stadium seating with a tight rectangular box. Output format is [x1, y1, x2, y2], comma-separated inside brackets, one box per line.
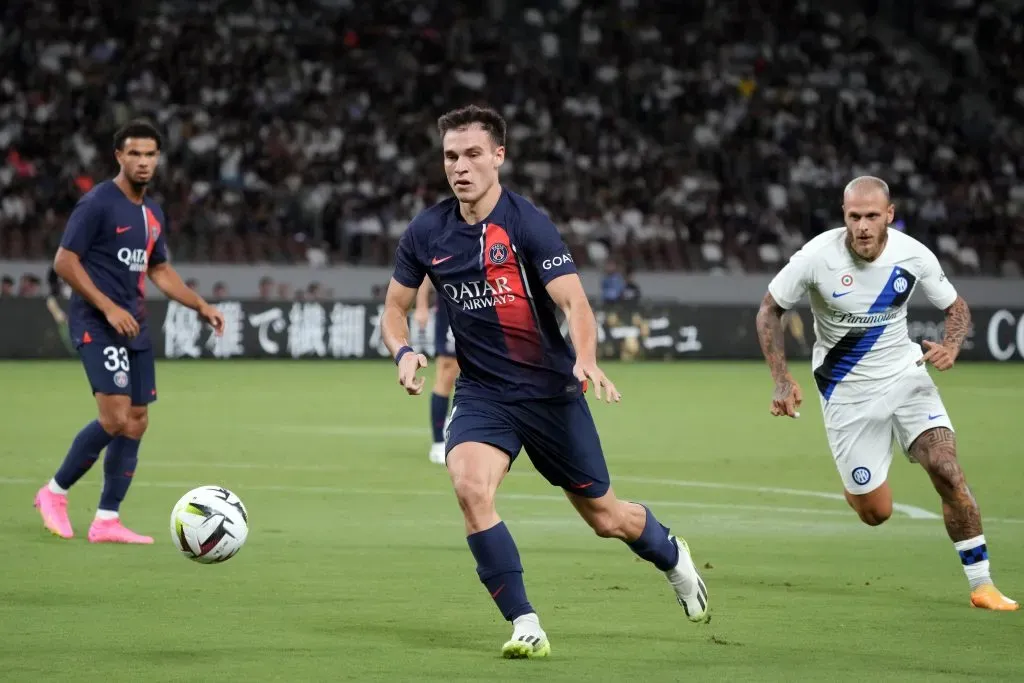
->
[1, 0, 1022, 277]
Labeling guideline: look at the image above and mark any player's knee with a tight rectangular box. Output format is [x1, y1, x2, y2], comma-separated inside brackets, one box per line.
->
[125, 409, 149, 439]
[98, 408, 131, 435]
[844, 488, 892, 526]
[453, 478, 495, 518]
[856, 507, 892, 526]
[435, 359, 458, 394]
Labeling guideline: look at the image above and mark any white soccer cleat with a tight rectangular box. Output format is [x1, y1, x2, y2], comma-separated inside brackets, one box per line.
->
[501, 613, 550, 659]
[428, 442, 446, 465]
[665, 536, 710, 623]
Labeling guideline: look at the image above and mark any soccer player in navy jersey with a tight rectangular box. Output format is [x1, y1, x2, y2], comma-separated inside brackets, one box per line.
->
[413, 278, 460, 464]
[34, 119, 225, 544]
[381, 105, 710, 659]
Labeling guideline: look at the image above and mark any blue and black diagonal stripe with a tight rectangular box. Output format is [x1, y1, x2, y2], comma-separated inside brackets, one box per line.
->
[814, 267, 918, 399]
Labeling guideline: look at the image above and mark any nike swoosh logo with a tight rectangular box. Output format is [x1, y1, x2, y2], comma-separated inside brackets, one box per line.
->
[490, 584, 505, 599]
[832, 291, 851, 298]
[928, 414, 943, 420]
[116, 226, 132, 234]
[432, 256, 453, 266]
[570, 482, 594, 489]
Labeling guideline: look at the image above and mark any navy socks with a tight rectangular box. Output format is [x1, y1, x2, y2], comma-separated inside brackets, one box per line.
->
[467, 522, 535, 621]
[53, 420, 115, 490]
[98, 436, 141, 512]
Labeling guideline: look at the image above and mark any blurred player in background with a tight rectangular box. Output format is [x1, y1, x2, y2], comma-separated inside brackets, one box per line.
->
[382, 105, 710, 659]
[756, 176, 1017, 611]
[413, 278, 460, 464]
[35, 119, 225, 545]
[46, 266, 75, 353]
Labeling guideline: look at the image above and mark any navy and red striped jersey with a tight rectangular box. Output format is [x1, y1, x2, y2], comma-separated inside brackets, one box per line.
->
[59, 180, 169, 351]
[393, 188, 581, 402]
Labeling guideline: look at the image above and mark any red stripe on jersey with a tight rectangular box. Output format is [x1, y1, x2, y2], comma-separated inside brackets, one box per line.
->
[139, 206, 162, 299]
[483, 223, 543, 364]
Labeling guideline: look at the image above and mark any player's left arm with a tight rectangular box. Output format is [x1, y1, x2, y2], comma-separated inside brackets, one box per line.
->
[146, 227, 224, 335]
[523, 215, 620, 402]
[917, 251, 970, 371]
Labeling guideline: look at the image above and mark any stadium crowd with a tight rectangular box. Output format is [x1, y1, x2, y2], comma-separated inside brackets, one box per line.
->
[1, 0, 1023, 292]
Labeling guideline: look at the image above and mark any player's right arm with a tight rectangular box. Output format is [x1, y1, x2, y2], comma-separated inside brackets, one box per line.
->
[756, 248, 813, 418]
[54, 199, 140, 338]
[382, 222, 429, 395]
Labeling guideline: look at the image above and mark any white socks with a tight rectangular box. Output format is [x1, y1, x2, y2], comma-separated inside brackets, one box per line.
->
[47, 479, 68, 495]
[954, 535, 991, 590]
[95, 509, 119, 521]
[512, 613, 543, 635]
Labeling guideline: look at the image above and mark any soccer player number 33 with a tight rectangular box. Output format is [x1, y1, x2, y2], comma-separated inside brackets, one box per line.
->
[102, 345, 130, 372]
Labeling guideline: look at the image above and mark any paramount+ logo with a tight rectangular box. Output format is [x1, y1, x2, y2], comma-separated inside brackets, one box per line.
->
[117, 248, 148, 272]
[443, 277, 515, 311]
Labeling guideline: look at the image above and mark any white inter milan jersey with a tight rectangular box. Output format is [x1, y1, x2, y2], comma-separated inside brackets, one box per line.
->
[768, 227, 958, 404]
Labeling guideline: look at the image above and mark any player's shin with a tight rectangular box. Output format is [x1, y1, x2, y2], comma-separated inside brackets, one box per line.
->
[51, 420, 115, 493]
[97, 436, 140, 517]
[625, 504, 680, 570]
[466, 521, 535, 621]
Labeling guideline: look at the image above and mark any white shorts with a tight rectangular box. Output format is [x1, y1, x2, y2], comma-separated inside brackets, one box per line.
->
[819, 368, 954, 495]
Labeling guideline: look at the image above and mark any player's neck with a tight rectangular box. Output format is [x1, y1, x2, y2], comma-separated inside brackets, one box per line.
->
[459, 183, 502, 225]
[114, 174, 147, 205]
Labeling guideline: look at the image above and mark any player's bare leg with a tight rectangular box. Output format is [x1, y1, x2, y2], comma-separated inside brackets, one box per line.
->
[843, 481, 893, 526]
[428, 356, 459, 464]
[35, 392, 129, 538]
[88, 404, 154, 545]
[447, 442, 549, 658]
[566, 488, 710, 623]
[910, 427, 1018, 611]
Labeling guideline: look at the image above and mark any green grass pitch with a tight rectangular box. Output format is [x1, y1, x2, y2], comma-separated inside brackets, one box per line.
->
[0, 360, 1021, 682]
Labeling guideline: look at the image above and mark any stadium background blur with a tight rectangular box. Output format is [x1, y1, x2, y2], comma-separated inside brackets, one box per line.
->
[2, 2, 1024, 681]
[2, 0, 1023, 300]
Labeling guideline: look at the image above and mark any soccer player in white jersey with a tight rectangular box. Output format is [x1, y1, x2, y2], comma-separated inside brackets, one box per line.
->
[756, 176, 1018, 611]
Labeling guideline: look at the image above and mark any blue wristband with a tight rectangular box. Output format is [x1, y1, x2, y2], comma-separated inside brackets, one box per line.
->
[395, 345, 414, 365]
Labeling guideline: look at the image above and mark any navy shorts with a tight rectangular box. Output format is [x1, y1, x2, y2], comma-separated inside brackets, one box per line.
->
[445, 394, 611, 498]
[435, 305, 455, 358]
[78, 343, 158, 406]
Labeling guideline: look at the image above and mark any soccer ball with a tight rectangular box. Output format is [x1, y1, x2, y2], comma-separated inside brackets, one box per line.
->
[170, 486, 249, 564]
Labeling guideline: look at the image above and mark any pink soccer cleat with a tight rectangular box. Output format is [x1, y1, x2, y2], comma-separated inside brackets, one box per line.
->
[87, 518, 154, 544]
[34, 487, 74, 539]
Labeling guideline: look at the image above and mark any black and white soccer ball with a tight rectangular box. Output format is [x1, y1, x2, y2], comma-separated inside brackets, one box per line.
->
[170, 486, 249, 564]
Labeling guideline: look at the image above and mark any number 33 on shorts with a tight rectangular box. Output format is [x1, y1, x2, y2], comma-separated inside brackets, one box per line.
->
[79, 342, 158, 405]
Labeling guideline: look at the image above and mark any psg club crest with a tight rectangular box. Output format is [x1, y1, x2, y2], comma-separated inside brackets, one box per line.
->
[489, 243, 509, 265]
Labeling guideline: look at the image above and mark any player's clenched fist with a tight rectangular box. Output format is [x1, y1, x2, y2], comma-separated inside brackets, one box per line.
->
[574, 361, 621, 403]
[104, 305, 140, 338]
[770, 374, 802, 418]
[918, 339, 957, 371]
[200, 304, 226, 336]
[397, 350, 429, 395]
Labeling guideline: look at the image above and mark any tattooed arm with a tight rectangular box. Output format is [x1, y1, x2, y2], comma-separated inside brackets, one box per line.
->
[941, 296, 971, 352]
[920, 296, 971, 371]
[756, 292, 803, 418]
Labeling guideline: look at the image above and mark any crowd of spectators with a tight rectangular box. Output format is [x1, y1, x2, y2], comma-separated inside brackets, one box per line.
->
[2, 0, 1022, 286]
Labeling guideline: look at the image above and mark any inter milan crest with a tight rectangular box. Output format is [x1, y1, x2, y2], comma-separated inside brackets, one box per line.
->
[489, 243, 509, 265]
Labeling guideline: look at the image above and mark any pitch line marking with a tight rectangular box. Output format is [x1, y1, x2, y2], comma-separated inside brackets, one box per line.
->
[244, 423, 945, 521]
[1, 476, 1019, 523]
[132, 453, 944, 521]
[0, 476, 905, 521]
